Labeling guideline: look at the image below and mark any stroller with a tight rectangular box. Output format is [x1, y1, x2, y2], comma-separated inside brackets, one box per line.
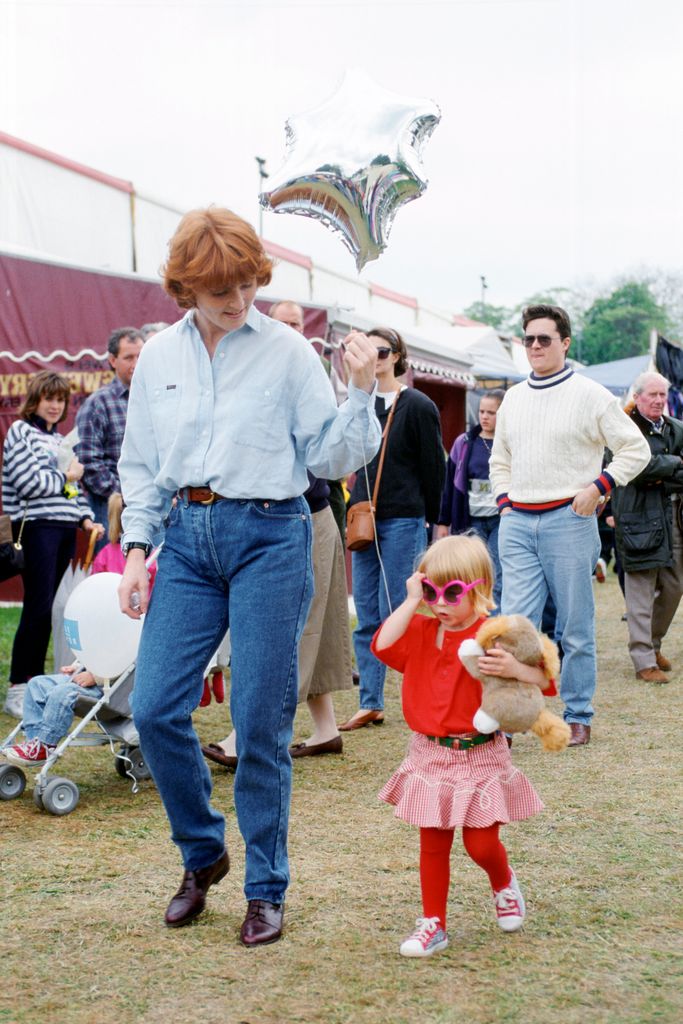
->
[0, 662, 152, 816]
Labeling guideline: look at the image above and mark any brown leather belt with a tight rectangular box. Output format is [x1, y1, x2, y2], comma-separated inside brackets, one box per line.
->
[181, 487, 227, 505]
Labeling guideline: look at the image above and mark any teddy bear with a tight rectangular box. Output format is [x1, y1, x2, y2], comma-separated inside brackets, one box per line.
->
[458, 614, 571, 752]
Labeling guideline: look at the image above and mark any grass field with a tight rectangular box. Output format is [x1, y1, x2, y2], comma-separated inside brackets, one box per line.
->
[0, 578, 681, 1024]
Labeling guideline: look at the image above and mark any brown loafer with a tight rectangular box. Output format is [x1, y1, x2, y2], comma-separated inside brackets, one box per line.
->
[655, 652, 672, 672]
[289, 735, 343, 758]
[636, 667, 670, 684]
[338, 709, 385, 731]
[202, 743, 238, 769]
[567, 723, 591, 747]
[240, 899, 284, 946]
[164, 849, 230, 928]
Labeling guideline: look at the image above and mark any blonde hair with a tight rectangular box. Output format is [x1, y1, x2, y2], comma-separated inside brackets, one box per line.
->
[107, 493, 124, 545]
[418, 535, 495, 617]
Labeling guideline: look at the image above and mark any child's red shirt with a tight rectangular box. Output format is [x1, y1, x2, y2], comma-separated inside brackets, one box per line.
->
[371, 615, 487, 736]
[371, 613, 557, 737]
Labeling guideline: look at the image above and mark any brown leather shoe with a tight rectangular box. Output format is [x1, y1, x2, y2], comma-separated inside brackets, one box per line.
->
[290, 735, 343, 758]
[636, 667, 670, 684]
[240, 899, 284, 946]
[655, 652, 672, 672]
[567, 723, 591, 747]
[202, 743, 238, 769]
[338, 709, 385, 731]
[164, 849, 230, 928]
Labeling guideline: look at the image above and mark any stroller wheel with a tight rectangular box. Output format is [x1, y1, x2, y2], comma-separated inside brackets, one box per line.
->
[0, 763, 26, 800]
[116, 746, 151, 782]
[42, 777, 80, 816]
[33, 785, 45, 809]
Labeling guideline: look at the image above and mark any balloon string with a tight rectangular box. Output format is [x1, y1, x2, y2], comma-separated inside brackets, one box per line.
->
[360, 442, 393, 615]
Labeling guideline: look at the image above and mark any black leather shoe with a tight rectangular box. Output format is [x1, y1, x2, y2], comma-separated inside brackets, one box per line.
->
[239, 899, 284, 946]
[164, 850, 230, 928]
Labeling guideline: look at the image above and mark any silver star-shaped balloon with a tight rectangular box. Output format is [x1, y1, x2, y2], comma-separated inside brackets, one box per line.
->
[260, 69, 441, 271]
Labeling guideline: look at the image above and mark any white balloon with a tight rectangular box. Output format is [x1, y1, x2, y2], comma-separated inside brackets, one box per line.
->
[63, 572, 142, 679]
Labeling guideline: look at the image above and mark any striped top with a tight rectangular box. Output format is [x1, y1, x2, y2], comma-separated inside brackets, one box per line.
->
[489, 367, 651, 509]
[2, 419, 93, 523]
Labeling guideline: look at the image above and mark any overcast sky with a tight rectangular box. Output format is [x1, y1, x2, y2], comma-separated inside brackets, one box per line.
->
[1, 0, 681, 316]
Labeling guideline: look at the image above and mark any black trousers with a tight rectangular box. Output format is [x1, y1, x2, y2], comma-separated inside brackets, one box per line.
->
[10, 519, 76, 685]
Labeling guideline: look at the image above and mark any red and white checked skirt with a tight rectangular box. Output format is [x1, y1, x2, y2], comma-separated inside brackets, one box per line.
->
[379, 732, 544, 829]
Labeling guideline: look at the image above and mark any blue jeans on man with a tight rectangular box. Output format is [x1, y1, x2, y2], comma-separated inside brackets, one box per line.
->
[352, 516, 426, 711]
[498, 505, 601, 725]
[131, 495, 313, 903]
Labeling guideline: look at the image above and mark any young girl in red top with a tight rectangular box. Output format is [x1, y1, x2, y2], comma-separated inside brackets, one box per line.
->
[373, 534, 548, 958]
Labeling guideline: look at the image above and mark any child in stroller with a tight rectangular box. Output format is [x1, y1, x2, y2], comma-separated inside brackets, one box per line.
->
[0, 653, 148, 815]
[3, 661, 104, 766]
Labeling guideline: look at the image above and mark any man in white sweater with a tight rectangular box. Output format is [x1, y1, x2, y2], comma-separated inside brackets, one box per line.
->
[489, 304, 650, 746]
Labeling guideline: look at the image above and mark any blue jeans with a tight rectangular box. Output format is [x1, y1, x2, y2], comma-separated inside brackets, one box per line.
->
[131, 496, 312, 902]
[352, 516, 426, 710]
[468, 515, 502, 609]
[498, 506, 601, 725]
[23, 672, 103, 746]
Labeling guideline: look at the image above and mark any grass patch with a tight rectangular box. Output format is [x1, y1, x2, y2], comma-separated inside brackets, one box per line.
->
[0, 579, 681, 1023]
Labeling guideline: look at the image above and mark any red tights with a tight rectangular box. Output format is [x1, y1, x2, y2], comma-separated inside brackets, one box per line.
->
[419, 824, 511, 927]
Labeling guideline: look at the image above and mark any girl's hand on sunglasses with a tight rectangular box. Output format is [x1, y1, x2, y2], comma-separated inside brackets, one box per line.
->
[405, 570, 426, 602]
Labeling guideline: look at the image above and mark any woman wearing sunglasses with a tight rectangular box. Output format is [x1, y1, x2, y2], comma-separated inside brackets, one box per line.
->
[372, 534, 547, 957]
[340, 327, 445, 731]
[436, 390, 506, 608]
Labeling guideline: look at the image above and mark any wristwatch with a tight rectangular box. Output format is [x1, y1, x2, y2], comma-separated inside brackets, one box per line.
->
[122, 541, 152, 558]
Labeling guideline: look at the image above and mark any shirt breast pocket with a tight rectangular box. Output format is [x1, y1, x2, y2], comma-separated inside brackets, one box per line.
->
[150, 384, 182, 445]
[226, 385, 289, 453]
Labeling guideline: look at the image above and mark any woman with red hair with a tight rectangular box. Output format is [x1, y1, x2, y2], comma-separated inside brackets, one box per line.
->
[117, 207, 380, 946]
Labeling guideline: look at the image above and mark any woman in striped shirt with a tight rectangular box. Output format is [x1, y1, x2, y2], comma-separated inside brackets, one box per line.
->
[2, 371, 102, 717]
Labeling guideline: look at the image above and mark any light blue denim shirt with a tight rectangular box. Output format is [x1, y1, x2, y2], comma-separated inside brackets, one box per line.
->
[119, 306, 381, 546]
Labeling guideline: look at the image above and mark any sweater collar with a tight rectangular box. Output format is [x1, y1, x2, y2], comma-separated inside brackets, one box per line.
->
[29, 414, 58, 434]
[527, 363, 574, 390]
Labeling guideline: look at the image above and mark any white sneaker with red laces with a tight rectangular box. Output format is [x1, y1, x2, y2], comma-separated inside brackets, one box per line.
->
[3, 738, 56, 767]
[493, 871, 526, 932]
[399, 916, 449, 958]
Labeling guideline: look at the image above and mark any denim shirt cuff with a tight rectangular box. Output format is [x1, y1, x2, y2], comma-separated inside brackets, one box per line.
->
[347, 380, 378, 407]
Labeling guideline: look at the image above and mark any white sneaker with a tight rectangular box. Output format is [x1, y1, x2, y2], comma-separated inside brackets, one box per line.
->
[399, 917, 449, 958]
[2, 683, 27, 719]
[493, 871, 526, 932]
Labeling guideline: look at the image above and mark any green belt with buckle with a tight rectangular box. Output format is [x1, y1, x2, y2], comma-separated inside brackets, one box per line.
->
[425, 732, 498, 750]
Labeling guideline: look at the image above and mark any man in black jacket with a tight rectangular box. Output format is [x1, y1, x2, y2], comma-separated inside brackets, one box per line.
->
[612, 373, 683, 683]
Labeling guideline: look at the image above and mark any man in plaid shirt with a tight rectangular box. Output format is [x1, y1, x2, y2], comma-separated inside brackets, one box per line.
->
[76, 326, 144, 545]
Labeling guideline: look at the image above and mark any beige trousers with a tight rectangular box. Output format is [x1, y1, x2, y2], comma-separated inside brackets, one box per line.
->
[625, 513, 683, 671]
[298, 505, 353, 701]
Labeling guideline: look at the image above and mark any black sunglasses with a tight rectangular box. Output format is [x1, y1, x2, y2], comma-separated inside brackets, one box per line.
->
[375, 346, 396, 360]
[522, 334, 561, 348]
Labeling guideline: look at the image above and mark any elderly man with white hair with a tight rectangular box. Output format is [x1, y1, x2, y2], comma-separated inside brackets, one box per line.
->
[611, 371, 683, 683]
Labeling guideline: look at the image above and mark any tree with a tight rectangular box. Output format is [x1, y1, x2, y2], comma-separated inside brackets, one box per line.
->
[580, 281, 672, 365]
[462, 301, 512, 332]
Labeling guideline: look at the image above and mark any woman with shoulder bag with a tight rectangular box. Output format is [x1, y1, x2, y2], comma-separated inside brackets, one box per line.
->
[340, 327, 445, 731]
[1, 371, 103, 718]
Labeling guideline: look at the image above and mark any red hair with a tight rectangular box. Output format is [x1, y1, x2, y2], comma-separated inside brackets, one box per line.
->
[163, 207, 274, 309]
